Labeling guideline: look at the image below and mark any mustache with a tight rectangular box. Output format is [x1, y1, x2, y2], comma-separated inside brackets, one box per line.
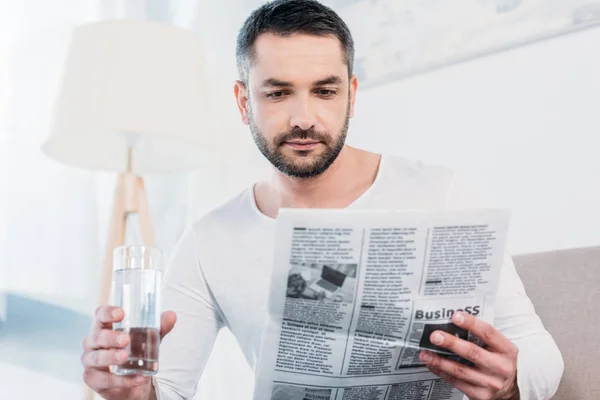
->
[275, 127, 330, 146]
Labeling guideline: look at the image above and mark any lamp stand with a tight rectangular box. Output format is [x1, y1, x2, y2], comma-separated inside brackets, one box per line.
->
[84, 149, 155, 400]
[99, 172, 156, 305]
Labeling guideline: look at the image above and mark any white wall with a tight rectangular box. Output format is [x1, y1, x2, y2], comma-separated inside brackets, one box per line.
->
[0, 8, 11, 322]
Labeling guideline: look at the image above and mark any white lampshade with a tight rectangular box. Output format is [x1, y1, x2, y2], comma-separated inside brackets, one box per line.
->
[43, 19, 214, 173]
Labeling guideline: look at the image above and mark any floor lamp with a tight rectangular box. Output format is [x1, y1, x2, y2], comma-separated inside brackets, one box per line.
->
[41, 20, 211, 399]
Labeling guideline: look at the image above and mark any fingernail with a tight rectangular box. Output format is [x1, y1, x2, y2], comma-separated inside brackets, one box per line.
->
[117, 334, 127, 346]
[421, 351, 432, 363]
[431, 332, 444, 345]
[112, 309, 121, 319]
[454, 312, 465, 325]
[135, 376, 145, 383]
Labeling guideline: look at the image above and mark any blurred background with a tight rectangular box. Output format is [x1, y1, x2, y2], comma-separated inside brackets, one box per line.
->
[0, 0, 599, 398]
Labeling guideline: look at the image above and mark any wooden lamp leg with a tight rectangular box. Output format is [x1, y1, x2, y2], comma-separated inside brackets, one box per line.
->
[100, 175, 128, 305]
[135, 176, 155, 247]
[83, 173, 155, 400]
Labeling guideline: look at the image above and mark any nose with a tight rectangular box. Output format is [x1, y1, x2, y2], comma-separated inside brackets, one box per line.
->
[289, 96, 316, 131]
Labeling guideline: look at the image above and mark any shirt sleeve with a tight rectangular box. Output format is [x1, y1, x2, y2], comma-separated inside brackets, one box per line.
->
[446, 172, 564, 400]
[153, 226, 224, 400]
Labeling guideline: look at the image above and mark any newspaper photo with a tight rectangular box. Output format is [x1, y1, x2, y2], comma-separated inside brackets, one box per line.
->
[254, 208, 510, 400]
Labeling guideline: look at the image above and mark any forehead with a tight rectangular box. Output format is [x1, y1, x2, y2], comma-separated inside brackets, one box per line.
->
[249, 33, 347, 84]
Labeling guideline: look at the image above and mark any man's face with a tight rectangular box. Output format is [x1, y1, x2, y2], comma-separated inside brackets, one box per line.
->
[235, 33, 358, 178]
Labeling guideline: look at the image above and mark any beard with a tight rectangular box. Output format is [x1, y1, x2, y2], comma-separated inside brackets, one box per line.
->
[248, 102, 350, 179]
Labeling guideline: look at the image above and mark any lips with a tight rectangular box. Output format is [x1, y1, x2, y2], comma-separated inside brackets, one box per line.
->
[285, 140, 319, 145]
[283, 140, 321, 150]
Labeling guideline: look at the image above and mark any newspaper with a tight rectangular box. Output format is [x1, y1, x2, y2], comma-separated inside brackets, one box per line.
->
[253, 208, 510, 400]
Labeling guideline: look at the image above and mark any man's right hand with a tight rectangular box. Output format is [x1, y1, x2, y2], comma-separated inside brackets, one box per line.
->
[81, 305, 177, 400]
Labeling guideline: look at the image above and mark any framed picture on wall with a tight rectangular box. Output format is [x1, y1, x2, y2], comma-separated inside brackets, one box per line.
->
[325, 0, 600, 88]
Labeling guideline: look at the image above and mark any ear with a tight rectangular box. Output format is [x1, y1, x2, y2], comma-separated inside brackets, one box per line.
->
[348, 74, 358, 118]
[234, 80, 250, 125]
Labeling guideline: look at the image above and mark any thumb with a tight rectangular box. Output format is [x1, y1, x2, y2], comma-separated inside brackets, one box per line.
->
[160, 311, 177, 339]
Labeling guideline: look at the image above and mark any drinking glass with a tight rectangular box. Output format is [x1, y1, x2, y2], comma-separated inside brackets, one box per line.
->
[111, 245, 162, 376]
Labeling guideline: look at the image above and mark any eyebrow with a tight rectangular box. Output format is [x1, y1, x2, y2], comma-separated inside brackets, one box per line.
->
[261, 75, 343, 88]
[313, 75, 343, 86]
[261, 78, 293, 88]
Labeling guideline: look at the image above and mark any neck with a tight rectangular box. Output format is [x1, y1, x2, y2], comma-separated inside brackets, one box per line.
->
[255, 146, 381, 218]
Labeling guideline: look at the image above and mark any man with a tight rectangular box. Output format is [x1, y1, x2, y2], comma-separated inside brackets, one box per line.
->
[81, 1, 564, 399]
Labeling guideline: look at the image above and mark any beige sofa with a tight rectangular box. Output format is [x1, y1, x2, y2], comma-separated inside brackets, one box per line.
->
[514, 246, 600, 400]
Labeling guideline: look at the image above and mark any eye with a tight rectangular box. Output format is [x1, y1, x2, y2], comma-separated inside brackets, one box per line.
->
[266, 91, 288, 98]
[316, 89, 337, 98]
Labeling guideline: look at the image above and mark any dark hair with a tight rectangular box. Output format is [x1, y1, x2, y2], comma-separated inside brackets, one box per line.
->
[236, 0, 354, 83]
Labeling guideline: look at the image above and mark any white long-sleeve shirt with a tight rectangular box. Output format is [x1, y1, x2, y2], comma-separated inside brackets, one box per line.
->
[154, 154, 564, 400]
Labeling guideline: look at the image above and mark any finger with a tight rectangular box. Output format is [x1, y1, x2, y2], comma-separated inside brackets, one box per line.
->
[81, 349, 128, 368]
[427, 329, 500, 372]
[94, 305, 125, 329]
[84, 329, 130, 350]
[83, 369, 146, 391]
[160, 311, 177, 339]
[436, 370, 487, 399]
[452, 311, 516, 354]
[421, 351, 505, 391]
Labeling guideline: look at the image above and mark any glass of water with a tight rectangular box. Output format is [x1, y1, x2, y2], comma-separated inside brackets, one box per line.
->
[111, 245, 162, 376]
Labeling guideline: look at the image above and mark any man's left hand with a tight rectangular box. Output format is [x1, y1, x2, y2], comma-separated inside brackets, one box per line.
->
[419, 311, 520, 400]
